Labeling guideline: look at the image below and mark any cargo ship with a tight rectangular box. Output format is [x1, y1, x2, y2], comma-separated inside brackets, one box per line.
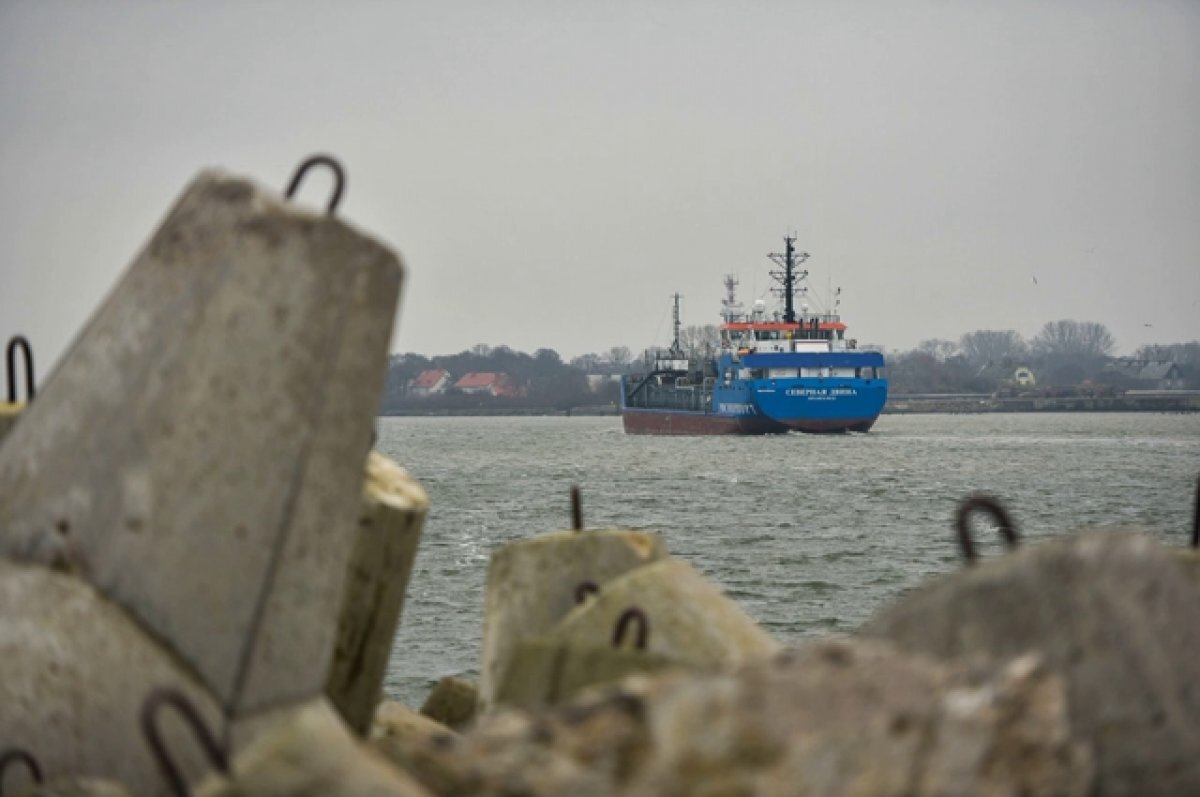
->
[620, 235, 887, 435]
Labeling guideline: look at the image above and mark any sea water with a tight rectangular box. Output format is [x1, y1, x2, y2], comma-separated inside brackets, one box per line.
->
[375, 412, 1200, 707]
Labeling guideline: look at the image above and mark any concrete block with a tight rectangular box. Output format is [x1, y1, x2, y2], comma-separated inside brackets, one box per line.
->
[196, 699, 431, 797]
[0, 402, 21, 445]
[13, 778, 133, 797]
[419, 676, 478, 731]
[326, 452, 429, 735]
[0, 170, 403, 715]
[860, 530, 1200, 797]
[0, 560, 223, 795]
[548, 558, 780, 669]
[494, 636, 679, 710]
[368, 700, 460, 791]
[478, 529, 667, 710]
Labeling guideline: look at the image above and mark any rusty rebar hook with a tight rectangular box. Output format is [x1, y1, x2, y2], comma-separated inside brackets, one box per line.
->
[0, 749, 44, 796]
[574, 581, 599, 604]
[570, 485, 583, 531]
[5, 336, 35, 403]
[140, 688, 229, 797]
[955, 494, 1019, 565]
[612, 607, 649, 651]
[284, 154, 345, 214]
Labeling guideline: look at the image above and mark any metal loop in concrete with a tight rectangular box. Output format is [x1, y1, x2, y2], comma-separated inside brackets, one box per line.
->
[612, 607, 649, 650]
[0, 749, 43, 796]
[284, 154, 345, 214]
[955, 494, 1019, 565]
[140, 688, 229, 797]
[5, 336, 35, 403]
[574, 581, 599, 604]
[570, 485, 583, 531]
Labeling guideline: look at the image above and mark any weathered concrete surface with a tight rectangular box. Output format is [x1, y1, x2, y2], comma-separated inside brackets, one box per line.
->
[479, 529, 668, 710]
[13, 778, 133, 797]
[196, 699, 431, 797]
[1169, 547, 1200, 587]
[419, 676, 478, 731]
[860, 530, 1200, 797]
[0, 401, 21, 444]
[368, 700, 460, 792]
[494, 637, 680, 710]
[0, 170, 403, 716]
[397, 639, 1093, 797]
[0, 560, 224, 795]
[549, 558, 779, 668]
[326, 451, 429, 735]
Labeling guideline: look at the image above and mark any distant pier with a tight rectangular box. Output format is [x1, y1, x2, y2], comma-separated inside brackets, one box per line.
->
[884, 391, 1200, 414]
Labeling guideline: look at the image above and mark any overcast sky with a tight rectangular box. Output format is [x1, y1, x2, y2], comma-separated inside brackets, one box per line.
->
[2, 1, 1197, 374]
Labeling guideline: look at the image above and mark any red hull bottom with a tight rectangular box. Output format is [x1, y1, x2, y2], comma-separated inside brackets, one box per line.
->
[622, 410, 877, 435]
[622, 410, 787, 435]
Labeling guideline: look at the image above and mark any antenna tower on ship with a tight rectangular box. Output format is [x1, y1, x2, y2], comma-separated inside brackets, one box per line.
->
[767, 235, 810, 324]
[669, 292, 685, 357]
[721, 275, 743, 323]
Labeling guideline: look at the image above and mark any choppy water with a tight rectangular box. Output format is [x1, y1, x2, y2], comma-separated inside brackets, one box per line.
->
[376, 412, 1200, 707]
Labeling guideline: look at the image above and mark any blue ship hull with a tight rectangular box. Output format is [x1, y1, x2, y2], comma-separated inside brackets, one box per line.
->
[621, 372, 887, 435]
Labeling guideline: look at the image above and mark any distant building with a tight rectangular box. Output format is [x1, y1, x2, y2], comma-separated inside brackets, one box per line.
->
[453, 372, 521, 397]
[1104, 359, 1185, 390]
[977, 361, 1036, 387]
[409, 368, 451, 397]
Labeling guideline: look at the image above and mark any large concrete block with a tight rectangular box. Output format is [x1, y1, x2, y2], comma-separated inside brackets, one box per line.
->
[0, 169, 403, 715]
[197, 699, 431, 797]
[548, 558, 779, 669]
[478, 529, 668, 710]
[0, 560, 223, 795]
[419, 676, 478, 731]
[494, 636, 679, 710]
[326, 451, 429, 735]
[0, 402, 21, 445]
[860, 530, 1200, 797]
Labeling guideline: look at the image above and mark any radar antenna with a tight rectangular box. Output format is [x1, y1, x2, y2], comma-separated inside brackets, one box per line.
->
[767, 234, 809, 324]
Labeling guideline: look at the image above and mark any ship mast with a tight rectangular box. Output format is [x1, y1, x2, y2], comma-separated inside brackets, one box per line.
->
[669, 292, 685, 357]
[767, 235, 810, 324]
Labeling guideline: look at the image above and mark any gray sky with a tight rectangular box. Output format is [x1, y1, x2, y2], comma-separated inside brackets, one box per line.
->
[2, 1, 1198, 373]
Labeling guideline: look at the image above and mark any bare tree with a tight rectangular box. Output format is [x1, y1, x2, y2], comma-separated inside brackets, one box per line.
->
[606, 346, 632, 367]
[1031, 320, 1116, 360]
[959, 329, 1029, 366]
[916, 338, 959, 363]
[678, 325, 720, 358]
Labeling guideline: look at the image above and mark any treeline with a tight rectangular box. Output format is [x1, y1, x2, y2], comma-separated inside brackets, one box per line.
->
[379, 320, 1200, 413]
[886, 321, 1200, 394]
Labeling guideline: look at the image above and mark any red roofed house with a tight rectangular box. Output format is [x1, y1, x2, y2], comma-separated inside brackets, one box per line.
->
[409, 368, 451, 397]
[452, 372, 520, 397]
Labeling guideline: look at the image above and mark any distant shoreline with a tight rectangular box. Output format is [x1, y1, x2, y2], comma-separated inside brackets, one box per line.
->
[380, 394, 1200, 418]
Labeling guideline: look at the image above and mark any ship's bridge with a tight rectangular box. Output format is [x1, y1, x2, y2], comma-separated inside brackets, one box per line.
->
[721, 318, 849, 353]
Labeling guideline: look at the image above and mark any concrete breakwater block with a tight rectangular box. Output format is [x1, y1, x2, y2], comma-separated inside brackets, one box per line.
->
[859, 530, 1200, 797]
[0, 560, 223, 794]
[196, 699, 431, 797]
[548, 558, 779, 668]
[368, 700, 460, 792]
[0, 169, 403, 716]
[326, 451, 429, 735]
[478, 529, 667, 710]
[494, 635, 679, 710]
[395, 639, 1094, 797]
[0, 402, 21, 445]
[419, 676, 478, 731]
